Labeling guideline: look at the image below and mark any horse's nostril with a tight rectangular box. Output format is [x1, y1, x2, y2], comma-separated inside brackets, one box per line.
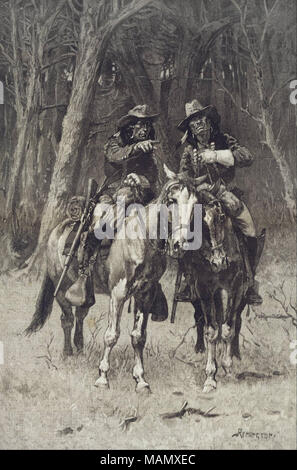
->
[173, 241, 180, 251]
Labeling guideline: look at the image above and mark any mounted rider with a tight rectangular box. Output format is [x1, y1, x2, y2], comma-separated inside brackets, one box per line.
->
[176, 99, 264, 305]
[65, 104, 167, 319]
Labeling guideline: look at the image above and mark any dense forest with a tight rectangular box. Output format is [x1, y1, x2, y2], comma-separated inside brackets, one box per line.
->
[0, 0, 295, 272]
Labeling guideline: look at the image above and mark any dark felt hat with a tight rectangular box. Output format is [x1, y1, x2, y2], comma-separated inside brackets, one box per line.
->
[118, 104, 159, 129]
[177, 99, 220, 132]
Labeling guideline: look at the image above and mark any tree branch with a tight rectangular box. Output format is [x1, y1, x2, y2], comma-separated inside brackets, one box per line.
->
[261, 0, 279, 46]
[0, 43, 14, 65]
[39, 103, 68, 112]
[43, 0, 67, 32]
[67, 0, 81, 16]
[41, 53, 75, 71]
[193, 15, 239, 41]
[269, 77, 295, 105]
[204, 74, 263, 124]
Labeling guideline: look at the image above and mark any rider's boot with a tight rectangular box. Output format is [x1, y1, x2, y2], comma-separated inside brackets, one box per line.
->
[151, 283, 168, 322]
[175, 278, 192, 302]
[245, 230, 265, 305]
[65, 231, 98, 308]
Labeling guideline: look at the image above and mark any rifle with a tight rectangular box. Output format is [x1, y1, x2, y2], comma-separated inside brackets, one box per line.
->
[54, 176, 108, 298]
[170, 266, 183, 324]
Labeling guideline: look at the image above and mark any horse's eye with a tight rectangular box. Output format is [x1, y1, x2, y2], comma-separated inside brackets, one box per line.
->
[167, 198, 175, 204]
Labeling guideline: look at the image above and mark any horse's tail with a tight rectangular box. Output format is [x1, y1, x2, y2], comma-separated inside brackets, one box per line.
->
[25, 271, 55, 335]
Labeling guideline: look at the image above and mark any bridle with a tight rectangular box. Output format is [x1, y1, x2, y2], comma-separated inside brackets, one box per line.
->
[203, 197, 225, 252]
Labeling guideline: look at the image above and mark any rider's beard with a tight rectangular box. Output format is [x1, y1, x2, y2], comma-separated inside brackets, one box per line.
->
[132, 127, 150, 142]
[195, 128, 211, 147]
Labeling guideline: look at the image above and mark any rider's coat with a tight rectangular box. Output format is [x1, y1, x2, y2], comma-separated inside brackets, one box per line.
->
[179, 131, 256, 237]
[179, 131, 254, 186]
[104, 131, 159, 201]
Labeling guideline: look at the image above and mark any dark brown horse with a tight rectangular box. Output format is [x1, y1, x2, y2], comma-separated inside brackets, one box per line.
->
[181, 186, 259, 392]
[25, 167, 207, 392]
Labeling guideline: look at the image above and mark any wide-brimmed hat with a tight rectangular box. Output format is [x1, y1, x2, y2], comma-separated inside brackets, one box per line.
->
[177, 99, 220, 132]
[117, 104, 159, 129]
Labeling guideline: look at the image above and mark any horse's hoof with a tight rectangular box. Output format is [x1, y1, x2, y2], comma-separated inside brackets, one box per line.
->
[195, 344, 205, 354]
[63, 348, 73, 357]
[222, 367, 233, 378]
[135, 383, 151, 394]
[94, 377, 109, 389]
[202, 379, 217, 393]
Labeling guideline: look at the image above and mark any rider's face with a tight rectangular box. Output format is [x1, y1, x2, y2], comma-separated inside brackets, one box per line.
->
[130, 120, 153, 141]
[189, 115, 211, 145]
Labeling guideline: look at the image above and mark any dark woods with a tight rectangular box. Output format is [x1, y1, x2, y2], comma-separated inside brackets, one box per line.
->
[0, 0, 295, 272]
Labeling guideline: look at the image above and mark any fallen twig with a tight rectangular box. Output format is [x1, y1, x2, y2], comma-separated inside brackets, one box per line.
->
[160, 401, 188, 420]
[174, 355, 198, 368]
[160, 401, 220, 420]
[36, 333, 58, 370]
[236, 370, 282, 381]
[119, 415, 138, 432]
[266, 282, 297, 327]
[170, 325, 196, 358]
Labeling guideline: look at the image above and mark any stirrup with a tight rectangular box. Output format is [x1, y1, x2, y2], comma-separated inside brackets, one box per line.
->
[246, 282, 263, 305]
[175, 284, 192, 302]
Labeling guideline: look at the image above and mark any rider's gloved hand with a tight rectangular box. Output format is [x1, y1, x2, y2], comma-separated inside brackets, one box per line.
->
[124, 173, 141, 187]
[199, 149, 217, 164]
[133, 140, 154, 153]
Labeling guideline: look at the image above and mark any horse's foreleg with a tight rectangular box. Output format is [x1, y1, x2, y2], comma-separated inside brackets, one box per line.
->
[193, 299, 205, 354]
[95, 282, 125, 389]
[221, 275, 244, 375]
[56, 293, 74, 357]
[202, 297, 219, 393]
[74, 306, 89, 353]
[131, 309, 150, 393]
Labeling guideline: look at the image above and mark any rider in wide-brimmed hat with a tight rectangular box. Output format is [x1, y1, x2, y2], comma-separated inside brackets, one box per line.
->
[65, 105, 168, 320]
[176, 99, 264, 305]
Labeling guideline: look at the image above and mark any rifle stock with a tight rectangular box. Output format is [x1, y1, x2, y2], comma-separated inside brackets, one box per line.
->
[170, 267, 183, 323]
[54, 177, 106, 298]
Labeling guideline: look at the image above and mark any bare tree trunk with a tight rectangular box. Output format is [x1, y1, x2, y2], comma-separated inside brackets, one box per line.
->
[5, 0, 67, 237]
[263, 111, 296, 222]
[6, 73, 41, 224]
[27, 0, 153, 269]
[113, 30, 172, 163]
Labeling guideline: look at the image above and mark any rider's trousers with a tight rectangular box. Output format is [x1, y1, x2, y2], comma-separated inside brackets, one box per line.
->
[217, 185, 256, 238]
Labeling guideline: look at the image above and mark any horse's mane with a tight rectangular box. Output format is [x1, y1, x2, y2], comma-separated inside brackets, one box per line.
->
[157, 175, 196, 204]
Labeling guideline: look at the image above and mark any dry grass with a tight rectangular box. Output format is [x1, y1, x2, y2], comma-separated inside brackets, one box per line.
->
[0, 230, 296, 449]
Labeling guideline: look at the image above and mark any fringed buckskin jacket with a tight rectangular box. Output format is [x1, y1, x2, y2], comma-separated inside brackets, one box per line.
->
[179, 131, 254, 187]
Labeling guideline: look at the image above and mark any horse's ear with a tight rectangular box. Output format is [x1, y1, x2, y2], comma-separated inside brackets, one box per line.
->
[163, 163, 176, 180]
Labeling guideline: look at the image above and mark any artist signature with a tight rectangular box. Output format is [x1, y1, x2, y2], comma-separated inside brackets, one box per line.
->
[232, 429, 276, 440]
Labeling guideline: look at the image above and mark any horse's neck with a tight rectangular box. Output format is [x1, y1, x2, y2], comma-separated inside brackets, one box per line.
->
[201, 216, 239, 256]
[222, 216, 241, 257]
[145, 198, 161, 239]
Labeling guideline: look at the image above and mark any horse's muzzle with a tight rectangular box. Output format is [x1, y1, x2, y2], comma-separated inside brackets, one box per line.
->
[210, 251, 228, 272]
[167, 239, 188, 259]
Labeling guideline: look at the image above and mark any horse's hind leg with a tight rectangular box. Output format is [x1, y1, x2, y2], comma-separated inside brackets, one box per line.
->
[192, 299, 205, 354]
[56, 293, 74, 357]
[74, 306, 89, 353]
[201, 293, 219, 393]
[131, 308, 150, 393]
[94, 281, 125, 389]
